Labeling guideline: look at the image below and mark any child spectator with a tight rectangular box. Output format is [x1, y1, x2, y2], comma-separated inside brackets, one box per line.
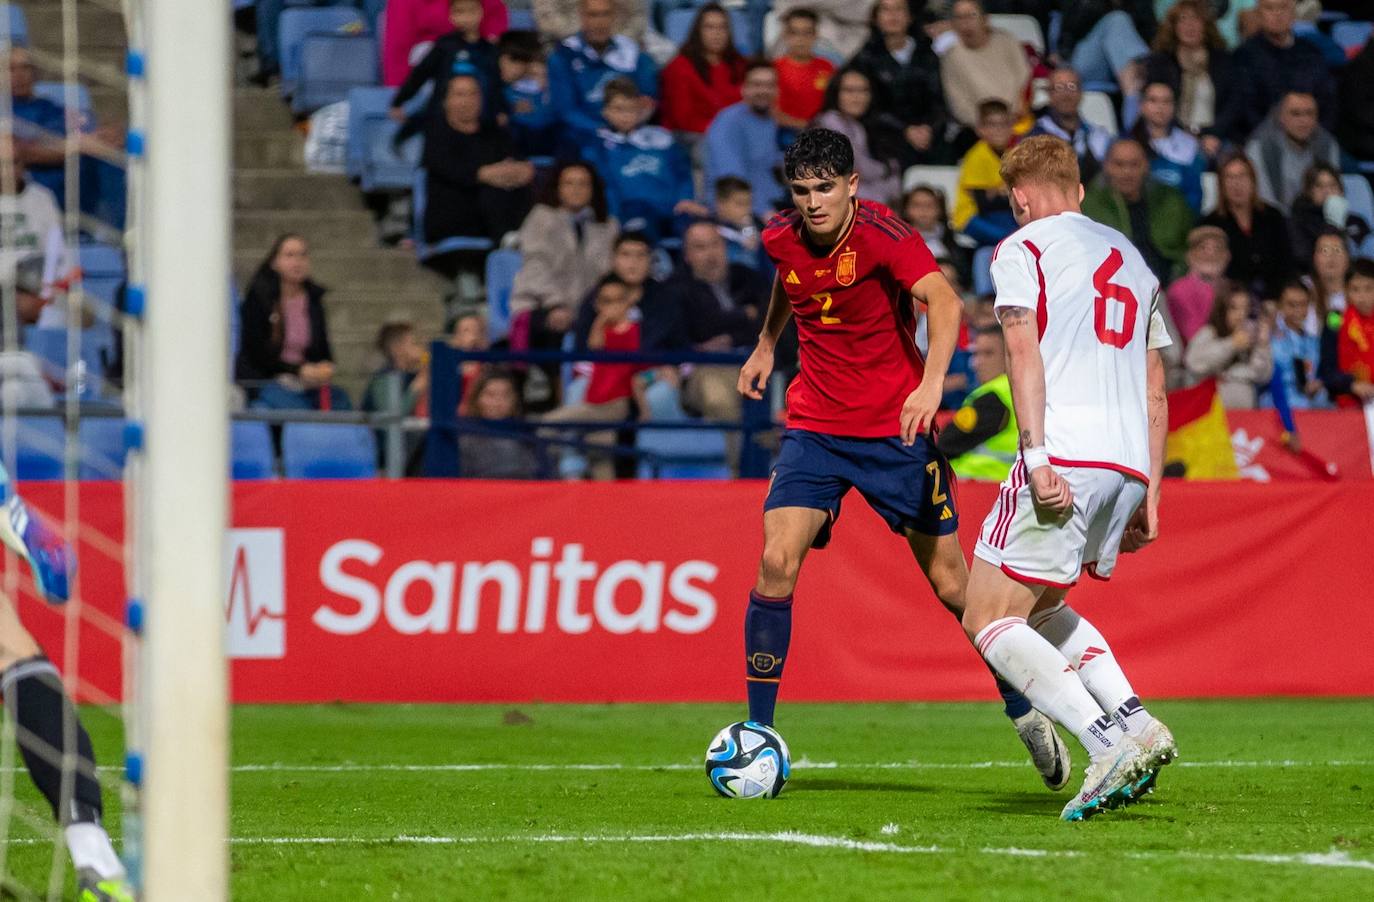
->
[659, 3, 747, 138]
[584, 77, 706, 243]
[363, 321, 430, 415]
[389, 0, 499, 135]
[773, 9, 835, 129]
[450, 310, 490, 414]
[1166, 225, 1231, 344]
[1319, 258, 1374, 408]
[459, 367, 539, 479]
[952, 99, 1017, 247]
[382, 0, 509, 87]
[713, 177, 764, 270]
[1184, 281, 1275, 409]
[902, 185, 970, 288]
[497, 31, 556, 157]
[1266, 279, 1329, 410]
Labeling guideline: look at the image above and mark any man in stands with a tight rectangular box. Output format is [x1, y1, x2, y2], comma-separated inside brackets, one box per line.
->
[705, 62, 785, 220]
[1244, 91, 1343, 214]
[547, 0, 658, 153]
[1030, 67, 1112, 186]
[1231, 0, 1336, 139]
[938, 328, 1017, 482]
[1082, 139, 1194, 285]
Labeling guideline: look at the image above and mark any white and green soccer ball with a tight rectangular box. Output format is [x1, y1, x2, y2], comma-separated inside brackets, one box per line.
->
[705, 721, 791, 799]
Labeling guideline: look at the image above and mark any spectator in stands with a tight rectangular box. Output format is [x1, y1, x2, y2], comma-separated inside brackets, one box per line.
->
[572, 233, 688, 354]
[0, 134, 62, 280]
[256, 0, 387, 84]
[1307, 228, 1350, 332]
[236, 234, 349, 411]
[1056, 0, 1154, 96]
[1184, 281, 1274, 408]
[421, 75, 533, 255]
[848, 0, 948, 167]
[814, 69, 902, 205]
[497, 31, 557, 157]
[771, 0, 881, 61]
[1083, 138, 1194, 284]
[1030, 67, 1112, 186]
[0, 255, 57, 408]
[510, 161, 619, 353]
[1129, 80, 1207, 213]
[1142, 0, 1234, 152]
[1319, 257, 1374, 408]
[547, 0, 658, 151]
[712, 177, 764, 270]
[1244, 91, 1342, 214]
[1230, 0, 1336, 139]
[940, 0, 1031, 131]
[704, 62, 785, 219]
[363, 321, 430, 415]
[585, 77, 706, 243]
[447, 309, 490, 415]
[1267, 279, 1329, 410]
[1289, 164, 1371, 269]
[1337, 34, 1374, 161]
[388, 0, 499, 138]
[1202, 151, 1294, 299]
[952, 99, 1018, 246]
[902, 184, 971, 287]
[938, 328, 1016, 481]
[534, 0, 646, 44]
[459, 367, 539, 478]
[658, 4, 747, 141]
[773, 9, 836, 130]
[382, 0, 509, 86]
[1167, 224, 1231, 343]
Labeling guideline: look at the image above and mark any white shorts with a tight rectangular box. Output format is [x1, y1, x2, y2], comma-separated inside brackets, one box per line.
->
[974, 463, 1146, 589]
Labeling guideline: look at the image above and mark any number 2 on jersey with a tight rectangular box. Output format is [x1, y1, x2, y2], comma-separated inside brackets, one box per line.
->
[1092, 248, 1138, 349]
[813, 292, 841, 325]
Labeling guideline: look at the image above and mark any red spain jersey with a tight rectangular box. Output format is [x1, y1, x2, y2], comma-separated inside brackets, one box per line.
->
[762, 199, 940, 437]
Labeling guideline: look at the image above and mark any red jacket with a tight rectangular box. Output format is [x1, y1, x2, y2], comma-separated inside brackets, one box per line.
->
[658, 55, 744, 135]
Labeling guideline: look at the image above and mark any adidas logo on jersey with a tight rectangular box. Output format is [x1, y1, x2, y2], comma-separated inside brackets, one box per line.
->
[785, 270, 801, 285]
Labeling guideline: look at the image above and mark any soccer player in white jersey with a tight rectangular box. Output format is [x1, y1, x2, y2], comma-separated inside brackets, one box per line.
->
[960, 135, 1178, 822]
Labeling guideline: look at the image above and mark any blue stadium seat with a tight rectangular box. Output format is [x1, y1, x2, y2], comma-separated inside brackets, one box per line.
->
[279, 6, 368, 97]
[1, 4, 28, 46]
[13, 417, 64, 481]
[78, 241, 125, 313]
[22, 327, 106, 399]
[661, 6, 755, 55]
[77, 417, 126, 480]
[972, 246, 994, 296]
[359, 114, 421, 192]
[636, 427, 729, 479]
[1342, 174, 1374, 227]
[231, 421, 276, 480]
[281, 422, 377, 478]
[33, 82, 94, 129]
[1332, 20, 1372, 54]
[484, 249, 522, 342]
[411, 169, 494, 262]
[508, 8, 535, 31]
[293, 32, 379, 115]
[345, 86, 390, 179]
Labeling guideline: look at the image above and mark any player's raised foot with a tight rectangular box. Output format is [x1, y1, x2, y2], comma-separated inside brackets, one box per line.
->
[1060, 736, 1149, 822]
[76, 870, 136, 902]
[0, 495, 74, 603]
[1013, 709, 1071, 791]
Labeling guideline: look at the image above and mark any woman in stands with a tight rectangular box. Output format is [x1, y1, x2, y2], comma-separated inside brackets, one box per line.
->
[1142, 0, 1236, 151]
[813, 69, 902, 205]
[847, 0, 947, 166]
[1289, 163, 1372, 268]
[901, 183, 971, 287]
[1128, 80, 1207, 213]
[658, 4, 747, 143]
[1202, 152, 1295, 302]
[1306, 228, 1351, 333]
[1183, 280, 1275, 409]
[236, 233, 350, 411]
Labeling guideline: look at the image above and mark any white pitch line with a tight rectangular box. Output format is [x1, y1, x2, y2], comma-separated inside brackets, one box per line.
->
[223, 759, 1374, 774]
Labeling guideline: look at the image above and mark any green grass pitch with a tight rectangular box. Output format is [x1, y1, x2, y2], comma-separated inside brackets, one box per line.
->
[3, 700, 1373, 899]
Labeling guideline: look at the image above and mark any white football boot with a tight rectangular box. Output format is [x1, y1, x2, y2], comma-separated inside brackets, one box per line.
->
[1013, 709, 1071, 791]
[1116, 718, 1179, 805]
[1060, 735, 1150, 822]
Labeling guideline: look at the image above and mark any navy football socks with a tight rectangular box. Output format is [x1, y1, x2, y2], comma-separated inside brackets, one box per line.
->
[992, 668, 1034, 720]
[744, 591, 792, 725]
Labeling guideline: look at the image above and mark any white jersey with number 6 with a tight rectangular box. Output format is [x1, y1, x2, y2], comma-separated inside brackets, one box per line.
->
[989, 211, 1173, 484]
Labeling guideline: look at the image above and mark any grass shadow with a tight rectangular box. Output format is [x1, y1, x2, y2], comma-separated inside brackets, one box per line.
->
[790, 779, 934, 794]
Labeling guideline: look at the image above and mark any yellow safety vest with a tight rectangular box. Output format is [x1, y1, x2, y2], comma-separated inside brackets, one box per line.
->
[950, 374, 1018, 482]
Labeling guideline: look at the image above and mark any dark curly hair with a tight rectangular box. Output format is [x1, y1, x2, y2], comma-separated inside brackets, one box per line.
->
[783, 127, 854, 182]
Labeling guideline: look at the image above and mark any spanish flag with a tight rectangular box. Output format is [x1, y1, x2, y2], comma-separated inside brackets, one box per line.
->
[1166, 378, 1238, 480]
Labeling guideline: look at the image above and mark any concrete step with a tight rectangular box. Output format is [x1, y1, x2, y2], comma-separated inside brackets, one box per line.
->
[22, 4, 127, 49]
[234, 169, 365, 211]
[234, 89, 296, 132]
[234, 210, 379, 250]
[235, 130, 304, 169]
[327, 289, 446, 319]
[233, 248, 442, 290]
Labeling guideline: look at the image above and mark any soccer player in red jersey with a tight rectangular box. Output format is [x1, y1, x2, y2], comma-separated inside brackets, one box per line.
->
[734, 128, 1069, 790]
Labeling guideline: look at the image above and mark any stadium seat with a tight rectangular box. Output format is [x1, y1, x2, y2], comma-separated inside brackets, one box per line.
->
[281, 422, 377, 479]
[78, 241, 125, 313]
[972, 246, 994, 296]
[231, 421, 276, 480]
[411, 169, 494, 262]
[1332, 20, 1372, 54]
[278, 6, 368, 97]
[33, 82, 94, 129]
[345, 86, 391, 180]
[1080, 91, 1118, 136]
[508, 8, 535, 31]
[13, 417, 64, 481]
[636, 427, 730, 480]
[359, 113, 421, 192]
[293, 32, 379, 115]
[1, 4, 27, 46]
[484, 248, 522, 342]
[901, 165, 959, 202]
[1341, 174, 1374, 227]
[988, 14, 1044, 54]
[661, 7, 755, 55]
[1201, 171, 1218, 215]
[77, 417, 127, 480]
[22, 327, 106, 399]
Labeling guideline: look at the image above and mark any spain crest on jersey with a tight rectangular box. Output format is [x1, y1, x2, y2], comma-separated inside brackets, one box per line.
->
[837, 251, 857, 286]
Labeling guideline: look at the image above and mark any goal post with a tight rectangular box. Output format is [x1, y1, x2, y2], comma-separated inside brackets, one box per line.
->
[135, 0, 231, 897]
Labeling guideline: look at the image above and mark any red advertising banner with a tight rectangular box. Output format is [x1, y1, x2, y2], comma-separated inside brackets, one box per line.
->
[1228, 409, 1373, 481]
[9, 479, 1371, 704]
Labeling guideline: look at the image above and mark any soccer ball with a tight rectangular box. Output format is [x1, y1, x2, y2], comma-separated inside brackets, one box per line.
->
[704, 721, 791, 799]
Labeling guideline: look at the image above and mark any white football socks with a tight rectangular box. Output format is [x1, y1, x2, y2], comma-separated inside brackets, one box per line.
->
[1031, 602, 1152, 737]
[65, 822, 125, 880]
[974, 617, 1122, 761]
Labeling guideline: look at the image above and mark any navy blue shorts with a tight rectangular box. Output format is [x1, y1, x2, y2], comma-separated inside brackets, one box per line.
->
[764, 429, 959, 548]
